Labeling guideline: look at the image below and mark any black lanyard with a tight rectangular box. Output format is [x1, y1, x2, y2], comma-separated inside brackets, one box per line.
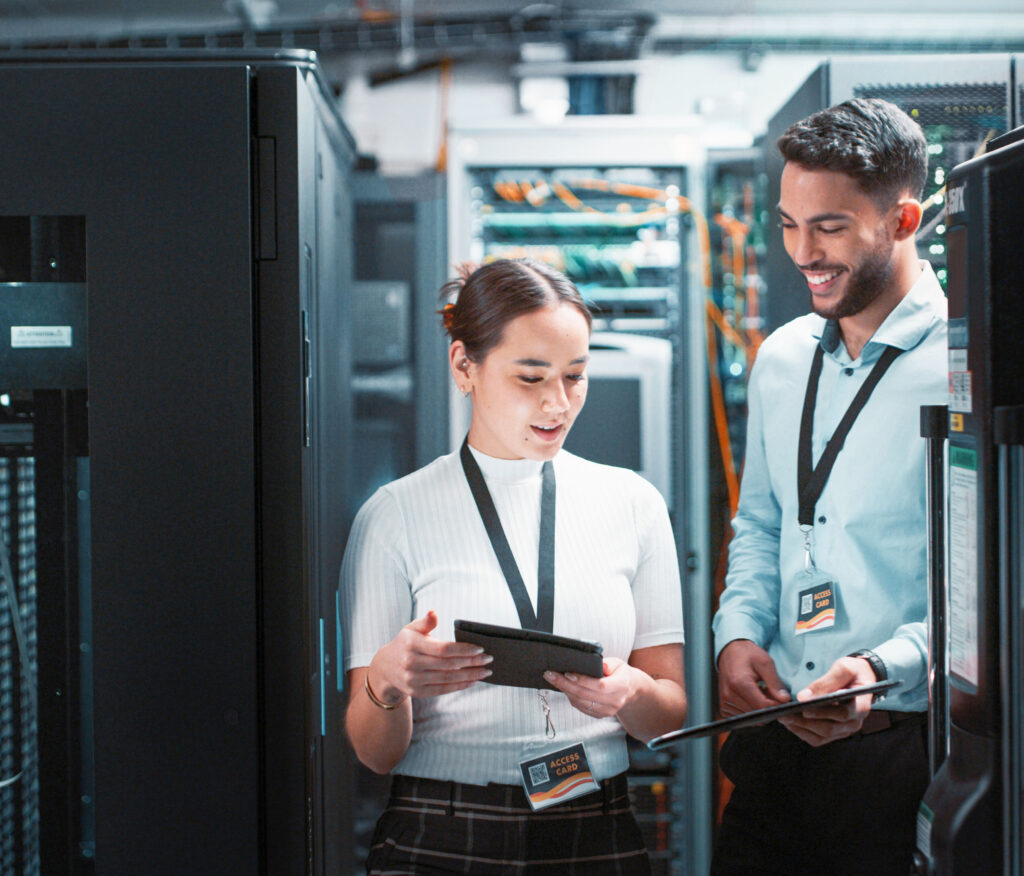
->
[797, 341, 903, 527]
[460, 439, 556, 633]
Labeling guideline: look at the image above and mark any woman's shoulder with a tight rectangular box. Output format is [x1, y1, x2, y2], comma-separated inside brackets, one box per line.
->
[351, 451, 462, 536]
[368, 450, 463, 507]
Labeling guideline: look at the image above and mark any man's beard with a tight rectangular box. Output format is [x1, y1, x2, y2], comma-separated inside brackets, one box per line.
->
[810, 235, 895, 320]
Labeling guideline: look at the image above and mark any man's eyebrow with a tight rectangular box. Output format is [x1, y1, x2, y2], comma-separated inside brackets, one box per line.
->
[776, 205, 851, 224]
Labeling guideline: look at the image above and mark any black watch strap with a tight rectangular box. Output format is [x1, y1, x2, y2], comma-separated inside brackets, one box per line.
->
[848, 649, 887, 701]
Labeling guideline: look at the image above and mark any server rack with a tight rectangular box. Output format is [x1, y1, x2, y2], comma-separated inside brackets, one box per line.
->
[914, 124, 1024, 876]
[0, 51, 357, 875]
[351, 172, 450, 501]
[347, 171, 450, 865]
[448, 120, 712, 876]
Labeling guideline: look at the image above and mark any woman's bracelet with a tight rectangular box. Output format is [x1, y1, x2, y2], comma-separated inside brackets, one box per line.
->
[364, 673, 407, 711]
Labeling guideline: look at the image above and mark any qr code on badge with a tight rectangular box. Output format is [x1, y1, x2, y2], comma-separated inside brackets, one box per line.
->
[801, 593, 812, 615]
[528, 763, 549, 787]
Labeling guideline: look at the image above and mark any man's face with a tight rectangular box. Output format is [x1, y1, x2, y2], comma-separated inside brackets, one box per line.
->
[779, 163, 897, 320]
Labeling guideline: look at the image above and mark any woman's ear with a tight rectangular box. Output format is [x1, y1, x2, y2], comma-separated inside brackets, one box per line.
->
[448, 341, 472, 393]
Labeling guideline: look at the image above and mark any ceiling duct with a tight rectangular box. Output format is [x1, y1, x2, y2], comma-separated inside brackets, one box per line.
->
[0, 8, 656, 58]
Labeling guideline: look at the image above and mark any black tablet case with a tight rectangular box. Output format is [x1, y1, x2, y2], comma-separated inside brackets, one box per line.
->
[453, 619, 603, 690]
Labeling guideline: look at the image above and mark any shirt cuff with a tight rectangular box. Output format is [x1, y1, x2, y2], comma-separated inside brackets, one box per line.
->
[633, 631, 686, 650]
[872, 637, 926, 691]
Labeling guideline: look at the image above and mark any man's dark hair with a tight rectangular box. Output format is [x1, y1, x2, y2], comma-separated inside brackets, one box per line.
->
[777, 97, 928, 206]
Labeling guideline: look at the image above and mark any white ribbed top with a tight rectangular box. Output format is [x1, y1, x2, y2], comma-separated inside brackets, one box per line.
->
[340, 447, 684, 785]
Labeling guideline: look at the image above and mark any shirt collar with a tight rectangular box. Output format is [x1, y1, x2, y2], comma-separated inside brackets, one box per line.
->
[814, 261, 947, 358]
[467, 444, 545, 484]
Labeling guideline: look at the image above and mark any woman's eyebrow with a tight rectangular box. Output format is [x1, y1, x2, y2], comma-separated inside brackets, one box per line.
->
[514, 356, 589, 366]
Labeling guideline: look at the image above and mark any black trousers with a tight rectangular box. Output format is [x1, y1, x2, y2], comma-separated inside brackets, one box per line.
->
[711, 714, 929, 876]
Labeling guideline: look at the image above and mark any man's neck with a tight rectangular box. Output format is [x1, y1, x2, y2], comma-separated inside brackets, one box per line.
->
[839, 256, 922, 360]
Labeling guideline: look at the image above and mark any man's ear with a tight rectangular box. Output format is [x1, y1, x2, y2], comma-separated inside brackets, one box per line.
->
[893, 198, 923, 241]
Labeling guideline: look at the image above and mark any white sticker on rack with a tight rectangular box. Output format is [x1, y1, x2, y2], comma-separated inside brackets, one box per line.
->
[949, 447, 979, 687]
[11, 326, 72, 349]
[948, 348, 972, 413]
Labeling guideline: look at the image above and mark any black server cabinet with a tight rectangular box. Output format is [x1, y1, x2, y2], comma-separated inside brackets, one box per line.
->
[0, 51, 356, 874]
[915, 126, 1024, 876]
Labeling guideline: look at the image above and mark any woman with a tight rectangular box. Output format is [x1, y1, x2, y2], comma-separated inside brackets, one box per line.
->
[341, 258, 686, 874]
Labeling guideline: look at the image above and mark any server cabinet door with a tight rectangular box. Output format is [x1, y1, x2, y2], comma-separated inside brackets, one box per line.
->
[0, 62, 259, 874]
[253, 64, 357, 875]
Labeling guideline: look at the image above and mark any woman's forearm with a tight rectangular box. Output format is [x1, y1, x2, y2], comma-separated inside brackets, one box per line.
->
[615, 672, 688, 743]
[345, 666, 413, 774]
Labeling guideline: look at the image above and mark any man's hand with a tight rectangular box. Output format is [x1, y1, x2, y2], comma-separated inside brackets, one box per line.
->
[717, 639, 791, 716]
[778, 655, 877, 747]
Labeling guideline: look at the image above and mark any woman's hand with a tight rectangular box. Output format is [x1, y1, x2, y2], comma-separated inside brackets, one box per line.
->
[366, 610, 494, 704]
[543, 657, 639, 719]
[346, 610, 493, 774]
[542, 643, 686, 742]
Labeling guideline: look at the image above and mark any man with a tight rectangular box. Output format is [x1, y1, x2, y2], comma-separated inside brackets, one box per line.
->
[711, 98, 947, 876]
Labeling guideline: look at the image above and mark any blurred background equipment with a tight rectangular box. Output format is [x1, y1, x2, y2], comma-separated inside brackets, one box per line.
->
[447, 119, 712, 875]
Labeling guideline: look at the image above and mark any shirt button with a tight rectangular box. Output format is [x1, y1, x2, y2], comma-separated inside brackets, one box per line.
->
[818, 515, 827, 524]
[806, 661, 815, 671]
[844, 367, 854, 376]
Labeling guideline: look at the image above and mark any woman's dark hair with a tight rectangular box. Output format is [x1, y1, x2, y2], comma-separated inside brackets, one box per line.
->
[777, 97, 928, 206]
[440, 258, 592, 361]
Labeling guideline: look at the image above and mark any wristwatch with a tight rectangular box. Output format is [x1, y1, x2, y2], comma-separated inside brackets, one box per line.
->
[848, 649, 887, 701]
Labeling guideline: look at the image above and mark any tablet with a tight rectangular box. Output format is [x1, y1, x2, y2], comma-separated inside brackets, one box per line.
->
[453, 619, 603, 690]
[646, 678, 902, 749]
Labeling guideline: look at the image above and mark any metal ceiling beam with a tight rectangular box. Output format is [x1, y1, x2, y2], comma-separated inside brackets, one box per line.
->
[650, 12, 1024, 51]
[651, 34, 1024, 54]
[0, 9, 656, 53]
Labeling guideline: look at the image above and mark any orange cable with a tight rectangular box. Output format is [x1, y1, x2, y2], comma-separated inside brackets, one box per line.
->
[744, 244, 765, 360]
[494, 181, 523, 203]
[434, 58, 451, 173]
[550, 180, 601, 213]
[706, 299, 747, 352]
[706, 304, 740, 517]
[609, 182, 669, 201]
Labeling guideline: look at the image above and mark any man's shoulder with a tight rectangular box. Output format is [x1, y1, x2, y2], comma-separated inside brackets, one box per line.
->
[754, 312, 823, 368]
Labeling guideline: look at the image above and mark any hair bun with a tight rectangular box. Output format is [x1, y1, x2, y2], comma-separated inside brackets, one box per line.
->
[453, 260, 478, 282]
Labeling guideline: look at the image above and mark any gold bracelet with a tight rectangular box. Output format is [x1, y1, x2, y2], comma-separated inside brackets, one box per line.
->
[364, 674, 406, 711]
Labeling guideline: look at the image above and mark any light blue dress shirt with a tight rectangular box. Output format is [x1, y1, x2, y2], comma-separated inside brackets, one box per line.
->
[713, 262, 948, 712]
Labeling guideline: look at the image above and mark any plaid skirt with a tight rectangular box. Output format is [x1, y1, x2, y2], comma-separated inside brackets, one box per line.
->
[366, 773, 651, 875]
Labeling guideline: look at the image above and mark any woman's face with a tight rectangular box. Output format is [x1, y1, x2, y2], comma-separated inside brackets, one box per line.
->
[452, 302, 591, 461]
